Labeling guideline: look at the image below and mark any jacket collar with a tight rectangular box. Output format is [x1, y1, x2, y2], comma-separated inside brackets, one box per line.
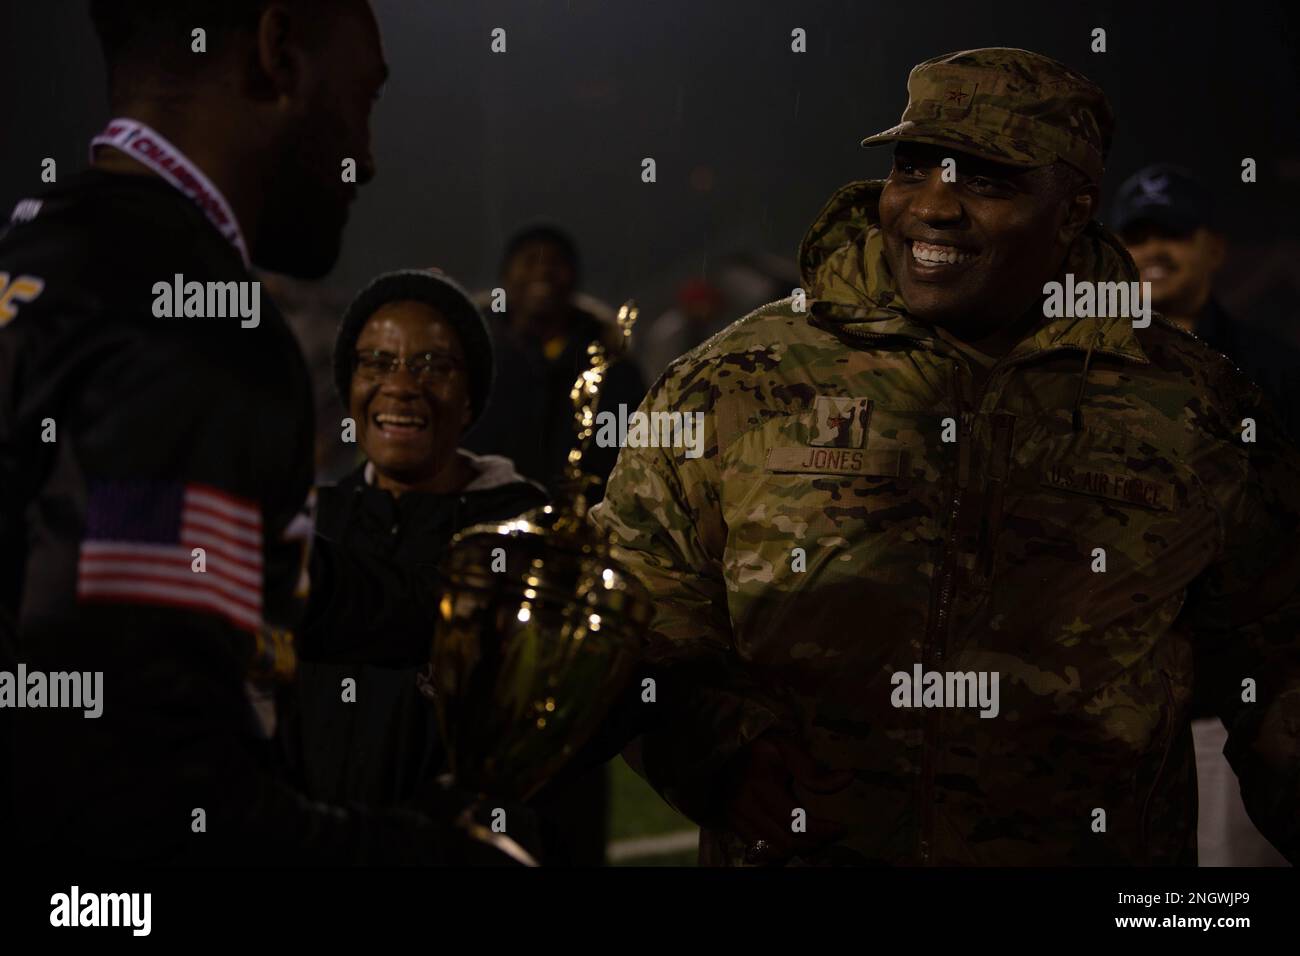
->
[360, 449, 541, 495]
[799, 179, 1149, 365]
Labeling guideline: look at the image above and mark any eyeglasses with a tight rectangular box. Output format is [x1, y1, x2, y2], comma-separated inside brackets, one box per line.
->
[354, 349, 464, 381]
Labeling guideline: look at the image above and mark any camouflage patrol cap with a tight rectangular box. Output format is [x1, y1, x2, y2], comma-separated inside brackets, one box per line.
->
[861, 47, 1114, 183]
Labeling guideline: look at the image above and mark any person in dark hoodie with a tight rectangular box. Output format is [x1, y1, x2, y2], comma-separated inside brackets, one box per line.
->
[284, 269, 547, 810]
[465, 224, 646, 502]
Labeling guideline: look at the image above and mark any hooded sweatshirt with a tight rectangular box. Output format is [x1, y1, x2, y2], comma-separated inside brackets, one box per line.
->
[591, 180, 1300, 866]
[283, 450, 547, 807]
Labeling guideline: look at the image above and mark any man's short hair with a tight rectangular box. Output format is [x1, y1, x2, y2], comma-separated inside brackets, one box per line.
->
[88, 0, 344, 103]
[90, 1, 260, 94]
[500, 223, 581, 281]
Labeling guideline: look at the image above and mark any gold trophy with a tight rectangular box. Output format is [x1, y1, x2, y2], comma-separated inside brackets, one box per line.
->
[429, 303, 651, 864]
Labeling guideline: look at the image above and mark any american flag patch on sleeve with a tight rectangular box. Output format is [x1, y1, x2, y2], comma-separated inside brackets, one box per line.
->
[76, 480, 264, 632]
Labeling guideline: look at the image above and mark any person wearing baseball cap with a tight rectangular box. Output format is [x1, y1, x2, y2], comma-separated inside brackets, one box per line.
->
[1113, 164, 1300, 441]
[860, 48, 1112, 182]
[1114, 167, 1297, 867]
[853, 47, 1115, 373]
[590, 48, 1300, 866]
[285, 269, 546, 812]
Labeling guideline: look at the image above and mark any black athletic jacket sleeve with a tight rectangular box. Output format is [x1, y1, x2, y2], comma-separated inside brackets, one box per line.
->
[0, 171, 479, 864]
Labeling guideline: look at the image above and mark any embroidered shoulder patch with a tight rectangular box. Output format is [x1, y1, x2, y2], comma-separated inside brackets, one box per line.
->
[810, 396, 873, 448]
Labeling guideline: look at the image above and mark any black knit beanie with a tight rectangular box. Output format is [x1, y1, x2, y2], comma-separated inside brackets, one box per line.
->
[333, 269, 494, 425]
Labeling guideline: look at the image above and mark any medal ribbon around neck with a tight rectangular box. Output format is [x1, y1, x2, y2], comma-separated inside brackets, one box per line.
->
[90, 118, 250, 267]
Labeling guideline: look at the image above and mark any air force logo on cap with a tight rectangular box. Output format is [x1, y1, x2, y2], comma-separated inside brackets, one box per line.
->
[1134, 171, 1173, 207]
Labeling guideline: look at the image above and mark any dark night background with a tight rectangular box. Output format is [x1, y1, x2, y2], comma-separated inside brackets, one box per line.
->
[3, 0, 1298, 341]
[2, 0, 1300, 872]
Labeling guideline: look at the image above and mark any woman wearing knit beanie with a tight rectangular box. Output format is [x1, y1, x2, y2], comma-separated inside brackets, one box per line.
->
[285, 269, 546, 816]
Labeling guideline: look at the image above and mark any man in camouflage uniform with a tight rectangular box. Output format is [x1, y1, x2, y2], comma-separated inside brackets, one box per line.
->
[591, 48, 1300, 865]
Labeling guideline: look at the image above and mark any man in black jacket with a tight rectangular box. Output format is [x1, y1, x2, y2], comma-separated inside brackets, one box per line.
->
[1, 0, 512, 864]
[1113, 164, 1300, 439]
[466, 225, 646, 503]
[1114, 164, 1298, 867]
[287, 270, 547, 808]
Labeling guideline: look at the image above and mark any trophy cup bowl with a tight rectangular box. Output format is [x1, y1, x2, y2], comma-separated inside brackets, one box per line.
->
[428, 302, 651, 809]
[431, 506, 650, 802]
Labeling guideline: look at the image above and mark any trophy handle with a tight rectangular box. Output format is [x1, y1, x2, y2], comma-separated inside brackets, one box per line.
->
[561, 301, 638, 515]
[456, 804, 540, 867]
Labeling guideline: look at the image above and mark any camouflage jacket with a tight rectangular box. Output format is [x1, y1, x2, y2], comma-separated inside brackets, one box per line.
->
[591, 179, 1300, 866]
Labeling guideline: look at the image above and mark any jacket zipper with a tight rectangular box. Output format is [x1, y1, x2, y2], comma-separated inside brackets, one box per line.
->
[837, 323, 1144, 864]
[839, 327, 986, 865]
[917, 376, 973, 864]
[1139, 668, 1178, 864]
